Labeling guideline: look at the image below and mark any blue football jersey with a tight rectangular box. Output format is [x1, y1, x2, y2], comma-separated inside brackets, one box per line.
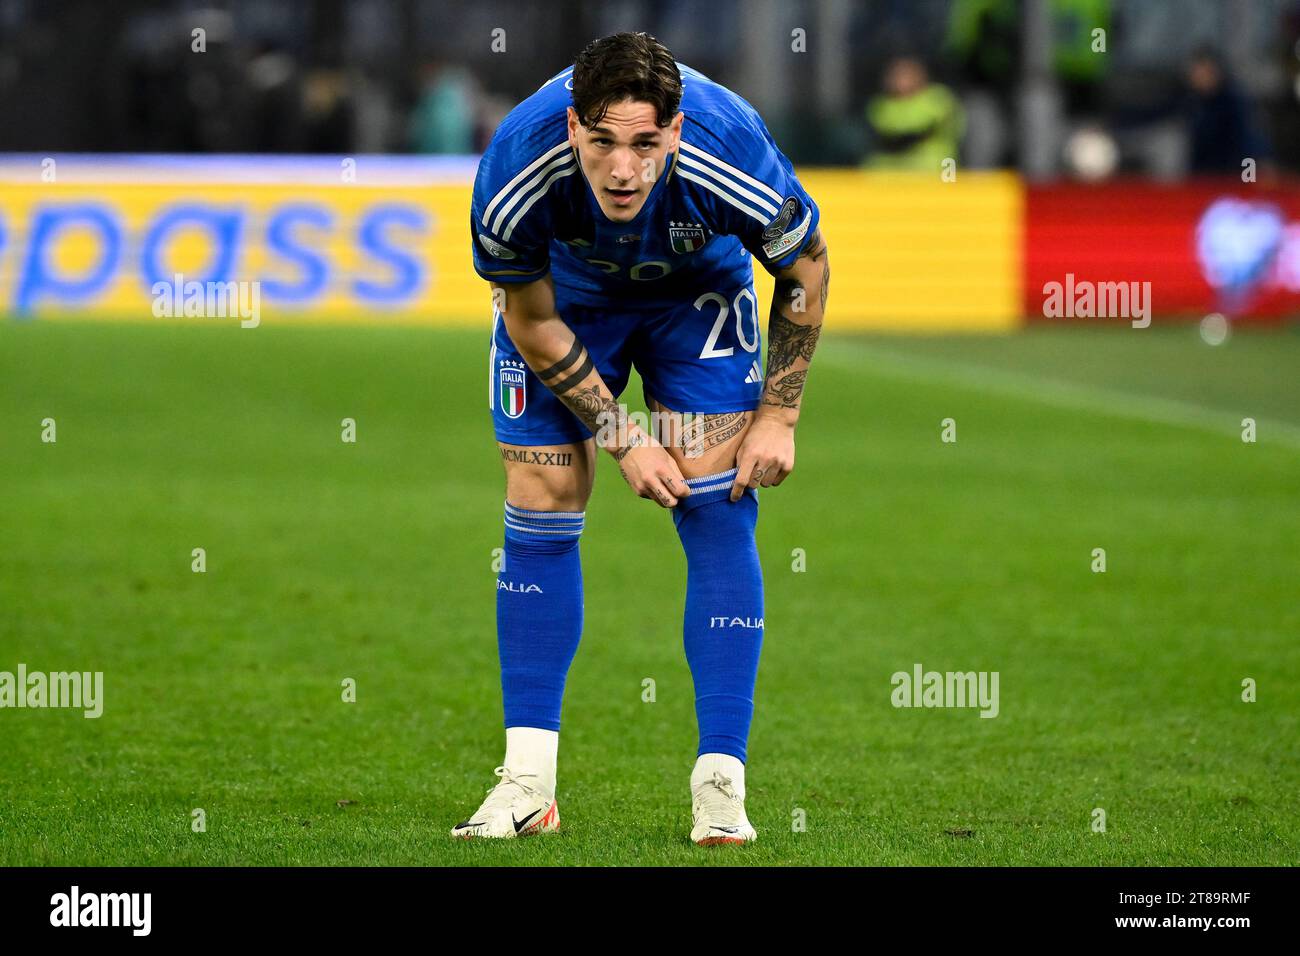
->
[470, 62, 820, 308]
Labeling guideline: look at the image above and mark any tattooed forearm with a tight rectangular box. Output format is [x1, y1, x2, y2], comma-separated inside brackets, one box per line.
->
[564, 384, 625, 436]
[766, 311, 821, 376]
[500, 449, 573, 467]
[762, 369, 807, 408]
[820, 255, 830, 312]
[527, 336, 625, 439]
[535, 338, 596, 397]
[801, 229, 827, 263]
[758, 229, 828, 414]
[611, 430, 646, 462]
[794, 227, 829, 313]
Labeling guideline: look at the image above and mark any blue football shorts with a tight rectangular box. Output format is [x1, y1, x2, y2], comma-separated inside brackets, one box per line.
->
[488, 276, 764, 447]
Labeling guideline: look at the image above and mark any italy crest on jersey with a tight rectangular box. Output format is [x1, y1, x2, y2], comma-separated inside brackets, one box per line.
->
[499, 365, 526, 419]
[669, 221, 706, 254]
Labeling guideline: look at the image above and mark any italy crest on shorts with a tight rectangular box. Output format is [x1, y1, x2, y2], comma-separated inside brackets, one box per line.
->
[499, 364, 527, 419]
[669, 221, 706, 254]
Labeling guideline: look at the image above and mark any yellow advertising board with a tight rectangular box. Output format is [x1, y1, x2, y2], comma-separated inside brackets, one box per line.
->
[0, 158, 1020, 330]
[789, 170, 1023, 330]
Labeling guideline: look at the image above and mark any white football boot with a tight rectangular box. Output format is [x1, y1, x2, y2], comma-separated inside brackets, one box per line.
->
[450, 766, 560, 839]
[690, 770, 757, 845]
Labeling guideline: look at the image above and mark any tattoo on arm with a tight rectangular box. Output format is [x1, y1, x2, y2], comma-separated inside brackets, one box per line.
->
[538, 345, 595, 395]
[797, 229, 829, 313]
[760, 230, 827, 409]
[766, 311, 821, 375]
[565, 383, 624, 438]
[535, 339, 583, 380]
[762, 370, 807, 408]
[533, 336, 593, 396]
[529, 337, 624, 437]
[819, 252, 830, 312]
[801, 230, 827, 263]
[611, 430, 646, 462]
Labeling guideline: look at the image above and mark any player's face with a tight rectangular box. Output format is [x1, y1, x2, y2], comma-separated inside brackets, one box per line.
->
[568, 100, 683, 223]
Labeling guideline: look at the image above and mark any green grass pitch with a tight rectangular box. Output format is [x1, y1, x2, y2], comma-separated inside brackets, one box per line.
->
[1, 318, 1297, 866]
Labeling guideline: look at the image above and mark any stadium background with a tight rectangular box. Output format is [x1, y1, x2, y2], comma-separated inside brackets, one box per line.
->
[1, 0, 1296, 866]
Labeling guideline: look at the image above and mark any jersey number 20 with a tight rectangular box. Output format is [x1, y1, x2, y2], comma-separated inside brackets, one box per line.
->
[696, 289, 760, 359]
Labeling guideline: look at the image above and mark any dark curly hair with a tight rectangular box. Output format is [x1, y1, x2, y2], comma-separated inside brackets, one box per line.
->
[571, 32, 683, 129]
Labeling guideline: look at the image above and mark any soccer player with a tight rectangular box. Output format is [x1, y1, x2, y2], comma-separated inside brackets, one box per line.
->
[452, 32, 828, 845]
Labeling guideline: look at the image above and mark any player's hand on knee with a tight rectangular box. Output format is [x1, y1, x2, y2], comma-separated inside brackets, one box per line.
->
[616, 437, 690, 508]
[730, 418, 795, 502]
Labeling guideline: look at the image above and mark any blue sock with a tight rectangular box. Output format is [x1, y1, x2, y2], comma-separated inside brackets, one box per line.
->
[672, 468, 763, 763]
[497, 502, 585, 731]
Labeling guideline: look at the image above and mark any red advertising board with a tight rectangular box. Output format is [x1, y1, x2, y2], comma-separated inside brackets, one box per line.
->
[1025, 179, 1300, 321]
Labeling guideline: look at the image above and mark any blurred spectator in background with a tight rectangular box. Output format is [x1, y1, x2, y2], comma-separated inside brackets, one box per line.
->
[409, 60, 478, 154]
[865, 56, 963, 171]
[245, 42, 303, 152]
[945, 0, 1110, 171]
[2, 0, 1295, 173]
[301, 69, 354, 152]
[1185, 48, 1272, 175]
[1049, 0, 1110, 116]
[945, 0, 1018, 167]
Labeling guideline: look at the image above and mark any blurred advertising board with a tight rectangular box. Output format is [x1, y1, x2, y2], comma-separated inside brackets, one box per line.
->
[0, 155, 481, 324]
[1026, 180, 1300, 322]
[793, 170, 1023, 331]
[9, 156, 1286, 329]
[0, 156, 1022, 330]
